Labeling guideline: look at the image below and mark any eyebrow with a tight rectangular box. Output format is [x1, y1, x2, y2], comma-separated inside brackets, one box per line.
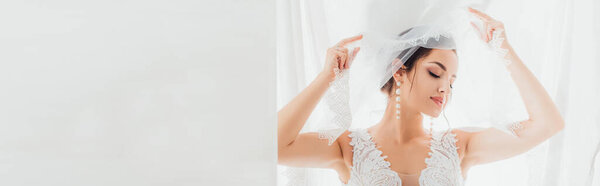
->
[429, 61, 457, 78]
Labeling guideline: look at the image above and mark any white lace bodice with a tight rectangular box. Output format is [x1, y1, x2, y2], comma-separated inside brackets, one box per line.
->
[342, 128, 464, 186]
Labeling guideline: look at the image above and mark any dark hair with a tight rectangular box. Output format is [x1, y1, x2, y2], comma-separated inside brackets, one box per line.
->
[380, 47, 433, 96]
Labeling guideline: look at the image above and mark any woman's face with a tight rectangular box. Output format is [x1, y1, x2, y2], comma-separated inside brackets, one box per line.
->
[395, 49, 458, 118]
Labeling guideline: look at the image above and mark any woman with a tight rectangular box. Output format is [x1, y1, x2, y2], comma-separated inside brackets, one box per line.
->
[277, 8, 564, 186]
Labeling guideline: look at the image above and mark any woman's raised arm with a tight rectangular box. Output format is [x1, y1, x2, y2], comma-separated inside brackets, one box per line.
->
[461, 8, 565, 166]
[277, 35, 361, 168]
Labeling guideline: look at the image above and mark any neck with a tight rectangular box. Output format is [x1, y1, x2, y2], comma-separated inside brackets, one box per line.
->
[374, 97, 427, 143]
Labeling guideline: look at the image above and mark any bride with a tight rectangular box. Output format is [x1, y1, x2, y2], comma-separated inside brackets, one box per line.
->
[277, 7, 564, 186]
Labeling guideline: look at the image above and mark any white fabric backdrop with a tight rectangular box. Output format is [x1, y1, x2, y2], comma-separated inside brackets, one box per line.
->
[277, 0, 600, 185]
[0, 1, 275, 185]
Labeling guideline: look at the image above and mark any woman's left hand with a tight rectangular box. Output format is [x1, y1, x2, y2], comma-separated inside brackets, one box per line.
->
[468, 7, 508, 45]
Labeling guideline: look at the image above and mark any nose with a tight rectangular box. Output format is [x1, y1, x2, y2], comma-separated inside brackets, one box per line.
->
[438, 83, 451, 94]
[438, 86, 447, 94]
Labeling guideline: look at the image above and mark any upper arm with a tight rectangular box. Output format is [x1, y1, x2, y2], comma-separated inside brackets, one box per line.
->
[462, 119, 563, 166]
[278, 131, 347, 169]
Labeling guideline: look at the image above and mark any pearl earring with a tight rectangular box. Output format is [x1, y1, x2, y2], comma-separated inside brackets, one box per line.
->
[395, 80, 401, 120]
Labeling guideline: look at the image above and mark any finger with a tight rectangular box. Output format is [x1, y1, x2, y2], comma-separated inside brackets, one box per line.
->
[343, 52, 349, 69]
[487, 26, 493, 42]
[348, 47, 360, 68]
[341, 48, 350, 69]
[470, 22, 483, 39]
[336, 56, 342, 70]
[490, 21, 503, 28]
[351, 47, 360, 58]
[484, 22, 490, 42]
[340, 52, 348, 69]
[345, 51, 351, 69]
[348, 47, 359, 60]
[336, 34, 363, 47]
[468, 7, 491, 20]
[468, 7, 492, 22]
[336, 49, 349, 69]
[490, 21, 505, 32]
[335, 47, 349, 54]
[335, 51, 345, 70]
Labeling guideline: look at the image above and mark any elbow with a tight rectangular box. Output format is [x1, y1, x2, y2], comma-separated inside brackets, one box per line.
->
[556, 119, 565, 132]
[551, 116, 565, 134]
[278, 142, 290, 156]
[277, 150, 285, 165]
[531, 116, 564, 138]
[556, 114, 565, 130]
[278, 139, 295, 162]
[277, 145, 288, 165]
[277, 137, 294, 152]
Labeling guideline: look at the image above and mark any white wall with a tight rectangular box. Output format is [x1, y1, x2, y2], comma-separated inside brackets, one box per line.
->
[0, 0, 275, 185]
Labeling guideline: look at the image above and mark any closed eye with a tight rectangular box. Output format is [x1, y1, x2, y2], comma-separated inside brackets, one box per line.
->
[429, 71, 440, 78]
[429, 71, 454, 89]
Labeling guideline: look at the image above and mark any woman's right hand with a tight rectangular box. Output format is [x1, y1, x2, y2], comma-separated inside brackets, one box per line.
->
[321, 34, 362, 81]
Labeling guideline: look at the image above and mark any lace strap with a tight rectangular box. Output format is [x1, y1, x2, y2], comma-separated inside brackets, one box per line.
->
[425, 131, 459, 162]
[421, 130, 463, 186]
[348, 129, 394, 168]
[347, 129, 402, 186]
[348, 129, 374, 155]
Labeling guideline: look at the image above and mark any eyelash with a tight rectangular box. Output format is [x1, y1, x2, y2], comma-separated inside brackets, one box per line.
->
[429, 71, 453, 89]
[428, 71, 440, 78]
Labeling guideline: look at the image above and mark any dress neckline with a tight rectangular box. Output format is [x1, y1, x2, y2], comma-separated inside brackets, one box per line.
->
[363, 127, 435, 178]
[341, 128, 437, 185]
[342, 127, 465, 185]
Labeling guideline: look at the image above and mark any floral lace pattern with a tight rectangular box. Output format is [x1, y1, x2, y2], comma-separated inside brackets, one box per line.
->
[318, 68, 352, 146]
[419, 130, 464, 186]
[345, 128, 403, 186]
[489, 29, 512, 67]
[344, 128, 464, 186]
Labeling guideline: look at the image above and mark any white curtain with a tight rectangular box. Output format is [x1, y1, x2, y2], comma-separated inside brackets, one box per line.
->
[277, 0, 600, 185]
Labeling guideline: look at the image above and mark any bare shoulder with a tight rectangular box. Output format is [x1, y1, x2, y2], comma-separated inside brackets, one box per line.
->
[451, 127, 487, 164]
[450, 128, 483, 154]
[451, 127, 487, 142]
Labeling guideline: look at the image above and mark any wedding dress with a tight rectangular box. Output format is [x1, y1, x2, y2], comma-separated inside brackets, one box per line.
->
[342, 128, 464, 186]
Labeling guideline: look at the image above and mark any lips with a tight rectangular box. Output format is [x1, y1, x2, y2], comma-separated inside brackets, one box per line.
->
[430, 96, 444, 108]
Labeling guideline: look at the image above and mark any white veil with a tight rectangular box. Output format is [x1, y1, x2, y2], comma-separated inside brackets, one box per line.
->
[316, 1, 528, 146]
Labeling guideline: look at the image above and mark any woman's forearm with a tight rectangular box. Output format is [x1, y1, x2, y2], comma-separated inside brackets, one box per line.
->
[277, 35, 361, 149]
[278, 71, 334, 148]
[504, 42, 565, 132]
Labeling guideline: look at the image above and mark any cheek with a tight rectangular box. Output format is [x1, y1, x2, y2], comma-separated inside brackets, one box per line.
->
[417, 78, 436, 93]
[404, 84, 431, 104]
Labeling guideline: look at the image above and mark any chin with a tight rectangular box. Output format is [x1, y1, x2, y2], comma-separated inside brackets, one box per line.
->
[423, 110, 441, 118]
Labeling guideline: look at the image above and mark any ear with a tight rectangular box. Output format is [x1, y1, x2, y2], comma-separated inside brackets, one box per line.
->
[393, 72, 401, 84]
[392, 59, 406, 84]
[395, 71, 407, 84]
